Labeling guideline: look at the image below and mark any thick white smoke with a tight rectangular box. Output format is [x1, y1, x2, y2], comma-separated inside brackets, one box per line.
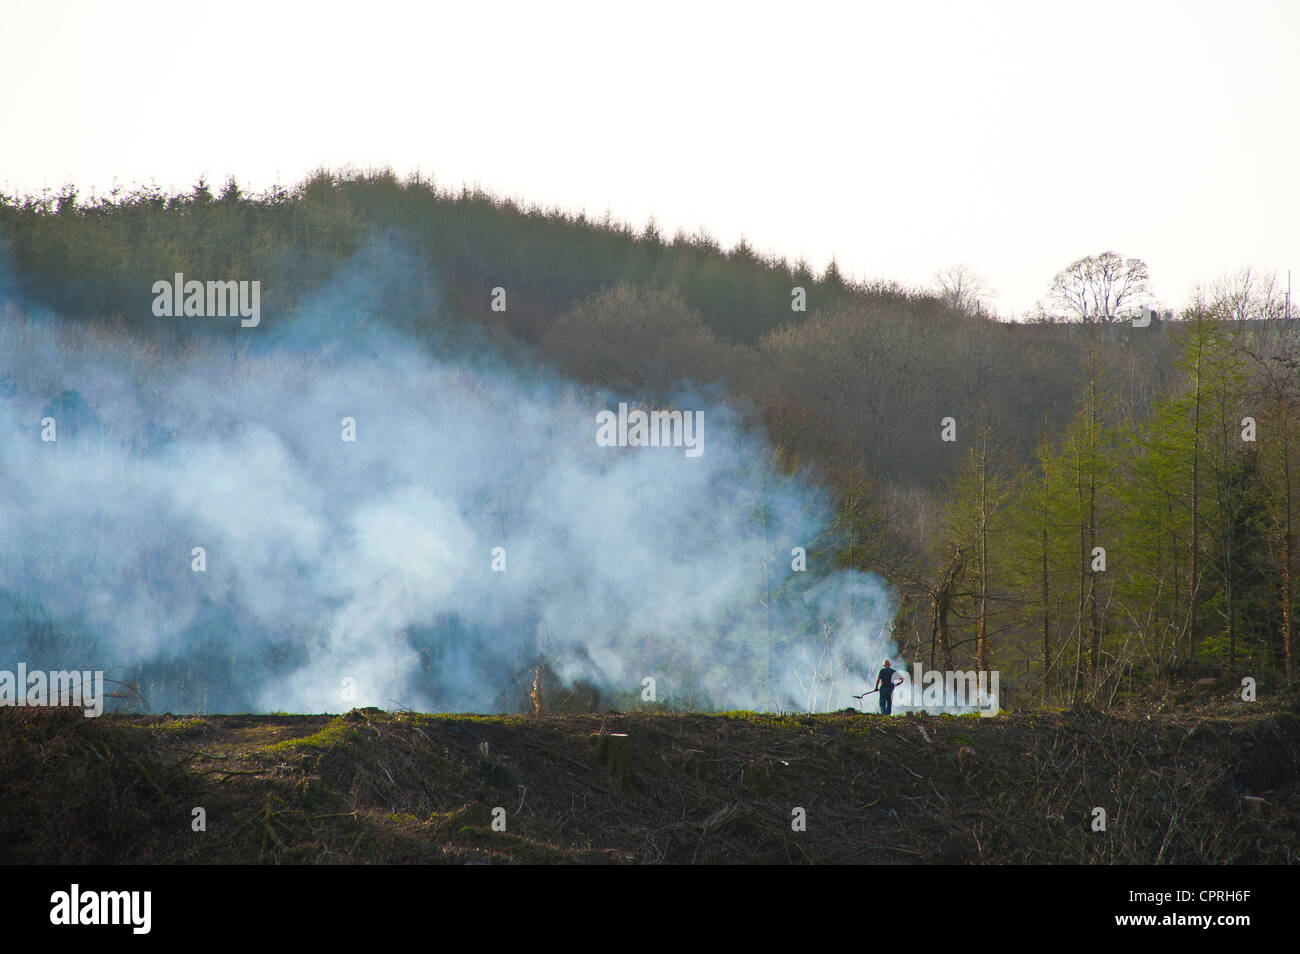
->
[0, 238, 897, 714]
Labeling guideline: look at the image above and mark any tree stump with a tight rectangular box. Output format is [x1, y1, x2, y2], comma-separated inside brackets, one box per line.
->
[743, 762, 772, 795]
[588, 732, 634, 791]
[958, 746, 977, 774]
[682, 748, 707, 778]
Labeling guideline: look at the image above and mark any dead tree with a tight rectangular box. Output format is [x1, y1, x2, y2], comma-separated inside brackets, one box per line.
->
[930, 544, 966, 671]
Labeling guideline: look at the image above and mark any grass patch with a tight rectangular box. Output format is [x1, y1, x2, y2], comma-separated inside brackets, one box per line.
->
[125, 717, 210, 738]
[268, 717, 359, 752]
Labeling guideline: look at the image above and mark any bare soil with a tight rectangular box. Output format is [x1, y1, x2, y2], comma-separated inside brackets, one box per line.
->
[2, 695, 1297, 864]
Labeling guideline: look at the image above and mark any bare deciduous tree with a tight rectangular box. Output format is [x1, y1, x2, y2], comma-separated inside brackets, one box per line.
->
[1048, 251, 1150, 323]
[1202, 266, 1287, 322]
[934, 263, 993, 316]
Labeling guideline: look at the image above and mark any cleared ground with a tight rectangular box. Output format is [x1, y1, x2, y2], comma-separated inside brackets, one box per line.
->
[2, 693, 1297, 864]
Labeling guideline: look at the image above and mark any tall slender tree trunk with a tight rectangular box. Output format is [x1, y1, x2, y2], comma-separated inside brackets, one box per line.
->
[1222, 407, 1236, 671]
[1283, 425, 1295, 685]
[1084, 364, 1100, 689]
[1041, 490, 1051, 701]
[1088, 408, 1100, 683]
[1189, 336, 1203, 661]
[1170, 495, 1180, 672]
[1076, 446, 1087, 701]
[762, 464, 773, 707]
[1040, 412, 1052, 702]
[977, 421, 990, 674]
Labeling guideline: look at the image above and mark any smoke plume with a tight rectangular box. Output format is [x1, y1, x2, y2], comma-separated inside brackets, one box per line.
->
[0, 238, 897, 714]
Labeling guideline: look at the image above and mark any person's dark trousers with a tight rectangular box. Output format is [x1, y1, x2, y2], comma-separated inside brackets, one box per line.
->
[879, 690, 893, 715]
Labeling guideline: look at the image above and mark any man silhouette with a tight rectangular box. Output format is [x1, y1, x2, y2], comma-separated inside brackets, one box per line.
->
[874, 659, 903, 715]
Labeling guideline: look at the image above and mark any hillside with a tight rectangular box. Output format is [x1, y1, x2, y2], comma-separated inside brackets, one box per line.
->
[4, 695, 1297, 865]
[2, 173, 1298, 829]
[0, 172, 1184, 492]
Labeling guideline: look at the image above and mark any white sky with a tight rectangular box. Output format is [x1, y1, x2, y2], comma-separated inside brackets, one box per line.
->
[2, 0, 1296, 317]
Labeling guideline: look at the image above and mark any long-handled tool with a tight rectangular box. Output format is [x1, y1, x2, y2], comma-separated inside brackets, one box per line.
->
[853, 677, 904, 702]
